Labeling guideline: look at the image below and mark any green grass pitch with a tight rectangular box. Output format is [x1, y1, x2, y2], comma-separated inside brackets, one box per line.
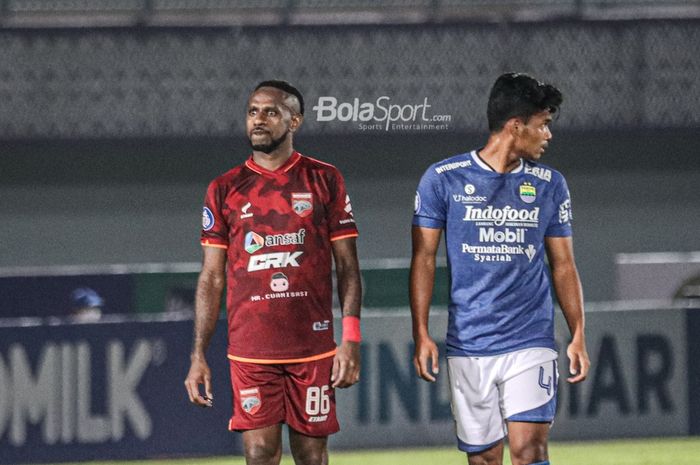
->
[35, 437, 700, 465]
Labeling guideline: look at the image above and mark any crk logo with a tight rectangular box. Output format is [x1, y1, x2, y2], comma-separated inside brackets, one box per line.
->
[248, 252, 303, 272]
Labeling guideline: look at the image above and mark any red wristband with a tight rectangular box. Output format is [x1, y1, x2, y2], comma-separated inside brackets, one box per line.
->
[342, 316, 362, 343]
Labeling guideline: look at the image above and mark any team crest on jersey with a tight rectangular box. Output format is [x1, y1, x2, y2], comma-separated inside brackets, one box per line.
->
[240, 388, 261, 415]
[245, 231, 265, 254]
[292, 193, 313, 217]
[202, 207, 215, 231]
[519, 183, 537, 204]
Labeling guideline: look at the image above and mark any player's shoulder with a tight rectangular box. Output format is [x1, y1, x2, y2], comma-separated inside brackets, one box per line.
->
[297, 152, 346, 180]
[209, 162, 248, 188]
[521, 159, 566, 185]
[423, 151, 475, 179]
[299, 152, 340, 171]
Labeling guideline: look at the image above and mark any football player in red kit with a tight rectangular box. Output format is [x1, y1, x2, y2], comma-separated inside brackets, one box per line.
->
[184, 80, 362, 465]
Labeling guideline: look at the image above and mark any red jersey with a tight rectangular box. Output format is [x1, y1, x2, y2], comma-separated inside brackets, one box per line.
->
[200, 151, 358, 363]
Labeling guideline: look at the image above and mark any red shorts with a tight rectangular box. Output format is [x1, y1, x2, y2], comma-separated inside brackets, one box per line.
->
[228, 356, 339, 436]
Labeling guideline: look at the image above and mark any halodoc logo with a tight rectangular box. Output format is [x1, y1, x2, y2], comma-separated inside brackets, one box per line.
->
[312, 96, 451, 131]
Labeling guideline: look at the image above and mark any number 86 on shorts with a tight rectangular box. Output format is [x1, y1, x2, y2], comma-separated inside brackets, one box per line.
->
[306, 385, 331, 419]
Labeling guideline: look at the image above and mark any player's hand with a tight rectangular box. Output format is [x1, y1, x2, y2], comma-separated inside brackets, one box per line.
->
[184, 355, 214, 407]
[566, 338, 590, 384]
[413, 335, 439, 382]
[331, 341, 360, 388]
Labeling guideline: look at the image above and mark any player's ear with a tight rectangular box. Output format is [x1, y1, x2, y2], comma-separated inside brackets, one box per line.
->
[505, 117, 521, 136]
[290, 113, 303, 132]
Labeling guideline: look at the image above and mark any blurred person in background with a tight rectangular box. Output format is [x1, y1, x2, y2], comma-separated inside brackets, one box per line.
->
[184, 80, 362, 465]
[69, 286, 104, 323]
[410, 73, 590, 465]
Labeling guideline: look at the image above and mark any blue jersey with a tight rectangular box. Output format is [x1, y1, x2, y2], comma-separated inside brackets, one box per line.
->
[413, 150, 573, 356]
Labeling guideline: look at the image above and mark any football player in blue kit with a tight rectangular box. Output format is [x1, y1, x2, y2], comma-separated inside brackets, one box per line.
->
[410, 73, 590, 465]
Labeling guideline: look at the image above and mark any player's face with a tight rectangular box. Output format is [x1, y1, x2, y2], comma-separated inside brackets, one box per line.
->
[514, 110, 553, 161]
[246, 88, 296, 154]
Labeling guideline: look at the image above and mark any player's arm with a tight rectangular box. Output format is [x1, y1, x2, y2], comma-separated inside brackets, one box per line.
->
[410, 225, 442, 382]
[330, 236, 362, 389]
[545, 236, 590, 384]
[184, 245, 227, 407]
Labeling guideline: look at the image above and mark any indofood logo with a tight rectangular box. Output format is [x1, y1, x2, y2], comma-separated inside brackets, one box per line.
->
[312, 96, 451, 131]
[463, 206, 539, 226]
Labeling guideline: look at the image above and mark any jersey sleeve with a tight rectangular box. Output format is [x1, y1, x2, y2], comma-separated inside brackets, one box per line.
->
[545, 174, 573, 237]
[327, 168, 359, 241]
[200, 179, 229, 248]
[412, 166, 447, 229]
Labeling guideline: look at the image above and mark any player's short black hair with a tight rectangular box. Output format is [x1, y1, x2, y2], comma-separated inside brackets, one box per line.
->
[254, 80, 304, 115]
[487, 73, 562, 132]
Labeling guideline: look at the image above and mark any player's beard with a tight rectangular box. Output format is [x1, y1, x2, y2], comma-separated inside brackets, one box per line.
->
[249, 130, 288, 154]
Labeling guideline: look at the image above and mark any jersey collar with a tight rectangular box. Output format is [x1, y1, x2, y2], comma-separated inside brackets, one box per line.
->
[245, 151, 302, 176]
[471, 150, 524, 174]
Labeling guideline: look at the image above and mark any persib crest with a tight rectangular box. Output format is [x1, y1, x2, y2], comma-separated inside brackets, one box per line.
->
[518, 183, 536, 204]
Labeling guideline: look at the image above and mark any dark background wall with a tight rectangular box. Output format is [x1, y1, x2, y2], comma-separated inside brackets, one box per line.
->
[1, 19, 699, 303]
[2, 128, 698, 302]
[1, 21, 699, 138]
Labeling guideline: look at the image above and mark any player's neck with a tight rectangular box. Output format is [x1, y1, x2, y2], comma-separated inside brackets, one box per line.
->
[252, 146, 295, 171]
[479, 134, 522, 173]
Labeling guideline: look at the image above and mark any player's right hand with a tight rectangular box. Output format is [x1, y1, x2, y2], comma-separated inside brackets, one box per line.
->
[566, 337, 590, 384]
[413, 336, 439, 382]
[184, 355, 214, 408]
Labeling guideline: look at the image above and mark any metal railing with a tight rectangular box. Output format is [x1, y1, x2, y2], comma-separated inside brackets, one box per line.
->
[1, 0, 699, 27]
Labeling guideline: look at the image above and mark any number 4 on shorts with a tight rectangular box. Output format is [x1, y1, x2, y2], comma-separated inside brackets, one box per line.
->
[538, 366, 552, 396]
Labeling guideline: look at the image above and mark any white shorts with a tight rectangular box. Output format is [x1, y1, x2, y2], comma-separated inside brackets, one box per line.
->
[447, 348, 558, 453]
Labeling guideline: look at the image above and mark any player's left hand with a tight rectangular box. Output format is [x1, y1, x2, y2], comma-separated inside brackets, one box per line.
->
[566, 338, 590, 384]
[331, 341, 360, 388]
